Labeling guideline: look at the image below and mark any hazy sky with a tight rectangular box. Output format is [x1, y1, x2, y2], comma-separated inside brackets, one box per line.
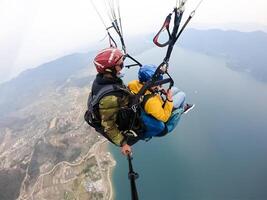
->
[0, 0, 267, 83]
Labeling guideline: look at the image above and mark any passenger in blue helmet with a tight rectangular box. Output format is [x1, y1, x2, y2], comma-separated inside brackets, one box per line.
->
[138, 64, 163, 83]
[128, 64, 194, 139]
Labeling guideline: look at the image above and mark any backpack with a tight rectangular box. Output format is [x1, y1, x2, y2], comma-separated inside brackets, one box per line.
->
[84, 84, 145, 145]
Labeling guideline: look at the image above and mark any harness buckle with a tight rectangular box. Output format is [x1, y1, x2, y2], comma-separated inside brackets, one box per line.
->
[124, 130, 138, 137]
[131, 104, 138, 113]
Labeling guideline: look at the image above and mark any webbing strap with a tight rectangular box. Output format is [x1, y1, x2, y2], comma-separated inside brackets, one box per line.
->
[90, 84, 129, 107]
[90, 84, 117, 107]
[153, 13, 172, 47]
[164, 7, 184, 63]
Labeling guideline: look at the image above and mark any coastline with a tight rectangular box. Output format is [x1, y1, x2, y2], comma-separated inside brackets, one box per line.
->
[99, 140, 116, 200]
[108, 144, 116, 200]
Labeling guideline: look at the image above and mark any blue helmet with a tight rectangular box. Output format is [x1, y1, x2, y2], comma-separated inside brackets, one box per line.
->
[138, 64, 163, 83]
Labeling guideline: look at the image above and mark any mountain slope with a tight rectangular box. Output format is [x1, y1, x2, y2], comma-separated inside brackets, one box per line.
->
[179, 29, 267, 82]
[0, 52, 93, 118]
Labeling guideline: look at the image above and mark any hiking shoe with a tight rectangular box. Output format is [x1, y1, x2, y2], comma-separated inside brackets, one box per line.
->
[183, 103, 195, 114]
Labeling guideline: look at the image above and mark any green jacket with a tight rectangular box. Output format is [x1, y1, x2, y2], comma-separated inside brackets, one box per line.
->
[99, 94, 129, 146]
[91, 74, 129, 146]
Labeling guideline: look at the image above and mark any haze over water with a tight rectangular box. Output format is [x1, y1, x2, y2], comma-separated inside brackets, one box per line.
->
[111, 47, 267, 200]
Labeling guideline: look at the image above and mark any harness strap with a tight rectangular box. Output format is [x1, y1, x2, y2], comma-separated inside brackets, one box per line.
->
[153, 13, 172, 47]
[141, 93, 155, 109]
[90, 84, 129, 108]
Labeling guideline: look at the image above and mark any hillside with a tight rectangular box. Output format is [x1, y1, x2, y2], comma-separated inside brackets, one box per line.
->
[179, 29, 267, 82]
[0, 52, 115, 199]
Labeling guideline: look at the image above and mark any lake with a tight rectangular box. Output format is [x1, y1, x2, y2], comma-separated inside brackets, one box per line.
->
[110, 47, 267, 200]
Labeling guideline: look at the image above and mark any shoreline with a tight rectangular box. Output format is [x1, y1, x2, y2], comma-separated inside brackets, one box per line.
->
[99, 140, 116, 200]
[108, 144, 116, 200]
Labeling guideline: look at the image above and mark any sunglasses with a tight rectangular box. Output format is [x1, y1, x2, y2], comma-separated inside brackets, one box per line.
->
[118, 62, 124, 69]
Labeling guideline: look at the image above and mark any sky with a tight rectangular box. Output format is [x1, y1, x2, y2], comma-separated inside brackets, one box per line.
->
[0, 0, 267, 83]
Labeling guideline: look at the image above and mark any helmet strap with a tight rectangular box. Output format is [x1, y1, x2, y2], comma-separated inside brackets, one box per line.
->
[104, 67, 118, 79]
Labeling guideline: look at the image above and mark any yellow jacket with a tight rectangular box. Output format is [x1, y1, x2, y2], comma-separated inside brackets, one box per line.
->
[128, 80, 173, 122]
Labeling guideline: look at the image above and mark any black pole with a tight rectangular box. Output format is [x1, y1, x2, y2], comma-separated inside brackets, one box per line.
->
[127, 154, 139, 200]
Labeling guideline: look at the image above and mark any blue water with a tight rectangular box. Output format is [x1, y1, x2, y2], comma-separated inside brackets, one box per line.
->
[110, 47, 267, 200]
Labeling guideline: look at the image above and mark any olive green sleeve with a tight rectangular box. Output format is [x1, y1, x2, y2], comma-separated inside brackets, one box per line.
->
[99, 95, 125, 146]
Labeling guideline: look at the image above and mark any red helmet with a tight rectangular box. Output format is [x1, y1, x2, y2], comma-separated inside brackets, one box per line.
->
[94, 47, 124, 73]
